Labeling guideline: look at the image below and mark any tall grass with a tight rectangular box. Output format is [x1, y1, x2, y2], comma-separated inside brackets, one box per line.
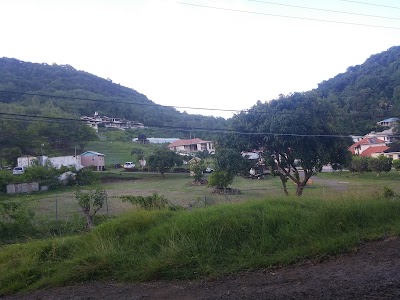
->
[2, 194, 400, 295]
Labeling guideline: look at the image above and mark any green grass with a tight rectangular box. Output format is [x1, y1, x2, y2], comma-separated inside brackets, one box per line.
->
[84, 140, 158, 166]
[1, 194, 400, 295]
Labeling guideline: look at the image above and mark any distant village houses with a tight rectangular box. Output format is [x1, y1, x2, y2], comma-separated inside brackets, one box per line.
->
[81, 112, 144, 132]
[348, 117, 400, 159]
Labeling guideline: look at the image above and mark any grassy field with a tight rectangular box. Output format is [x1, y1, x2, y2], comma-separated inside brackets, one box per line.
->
[1, 192, 400, 295]
[2, 170, 400, 223]
[1, 170, 400, 295]
[84, 140, 159, 166]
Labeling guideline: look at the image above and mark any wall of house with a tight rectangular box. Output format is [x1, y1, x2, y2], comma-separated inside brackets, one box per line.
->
[48, 156, 82, 170]
[17, 156, 37, 168]
[81, 155, 105, 171]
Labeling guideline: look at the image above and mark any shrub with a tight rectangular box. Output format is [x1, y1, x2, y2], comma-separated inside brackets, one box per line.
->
[368, 156, 392, 176]
[76, 186, 108, 229]
[0, 170, 14, 193]
[121, 193, 170, 210]
[208, 170, 235, 190]
[0, 202, 36, 244]
[393, 159, 400, 172]
[190, 162, 204, 181]
[349, 156, 369, 174]
[75, 168, 99, 186]
[383, 186, 396, 199]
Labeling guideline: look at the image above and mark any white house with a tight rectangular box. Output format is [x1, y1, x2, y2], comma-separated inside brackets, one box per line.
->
[17, 155, 83, 170]
[168, 138, 215, 154]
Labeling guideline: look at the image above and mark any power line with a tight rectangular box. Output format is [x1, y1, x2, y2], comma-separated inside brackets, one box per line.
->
[177, 2, 400, 30]
[0, 90, 242, 114]
[337, 0, 400, 10]
[0, 90, 394, 118]
[248, 0, 400, 21]
[1, 111, 398, 138]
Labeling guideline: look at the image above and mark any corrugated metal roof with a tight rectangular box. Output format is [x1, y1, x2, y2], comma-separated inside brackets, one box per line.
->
[81, 151, 105, 156]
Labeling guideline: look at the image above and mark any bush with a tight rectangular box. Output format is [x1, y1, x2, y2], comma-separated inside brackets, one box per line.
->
[121, 193, 171, 210]
[208, 171, 235, 190]
[75, 168, 99, 186]
[0, 202, 36, 244]
[0, 170, 14, 193]
[349, 156, 370, 174]
[393, 159, 400, 172]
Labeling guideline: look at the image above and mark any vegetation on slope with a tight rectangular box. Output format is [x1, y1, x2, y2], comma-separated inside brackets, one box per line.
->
[1, 195, 400, 295]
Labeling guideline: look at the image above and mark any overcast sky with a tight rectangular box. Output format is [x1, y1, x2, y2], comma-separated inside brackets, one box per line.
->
[1, 0, 400, 118]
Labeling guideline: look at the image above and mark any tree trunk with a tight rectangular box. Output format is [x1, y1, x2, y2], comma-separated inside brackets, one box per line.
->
[295, 184, 306, 196]
[279, 173, 289, 196]
[85, 214, 94, 230]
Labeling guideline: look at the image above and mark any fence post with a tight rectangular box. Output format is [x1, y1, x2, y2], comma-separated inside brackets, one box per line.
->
[106, 196, 109, 216]
[55, 196, 59, 233]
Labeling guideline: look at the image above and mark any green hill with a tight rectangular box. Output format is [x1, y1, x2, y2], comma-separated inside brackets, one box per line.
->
[315, 45, 400, 134]
[0, 58, 227, 165]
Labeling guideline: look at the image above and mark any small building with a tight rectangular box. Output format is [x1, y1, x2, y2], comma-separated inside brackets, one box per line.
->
[81, 151, 106, 171]
[168, 138, 215, 154]
[376, 117, 399, 128]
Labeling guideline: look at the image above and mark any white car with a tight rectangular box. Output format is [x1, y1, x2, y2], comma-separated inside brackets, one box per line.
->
[123, 162, 135, 169]
[12, 166, 25, 175]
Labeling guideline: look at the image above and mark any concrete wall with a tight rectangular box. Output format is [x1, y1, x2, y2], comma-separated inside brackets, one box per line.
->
[7, 182, 39, 194]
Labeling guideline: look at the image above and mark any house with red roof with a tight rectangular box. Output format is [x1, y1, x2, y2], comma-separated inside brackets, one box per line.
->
[348, 137, 388, 157]
[168, 138, 215, 154]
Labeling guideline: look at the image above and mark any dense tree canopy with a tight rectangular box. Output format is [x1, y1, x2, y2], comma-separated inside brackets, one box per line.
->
[0, 58, 227, 140]
[147, 147, 183, 176]
[229, 92, 352, 196]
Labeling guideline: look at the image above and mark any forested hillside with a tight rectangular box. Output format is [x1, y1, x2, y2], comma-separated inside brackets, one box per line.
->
[315, 45, 400, 134]
[0, 58, 227, 130]
[1, 45, 400, 166]
[0, 58, 227, 165]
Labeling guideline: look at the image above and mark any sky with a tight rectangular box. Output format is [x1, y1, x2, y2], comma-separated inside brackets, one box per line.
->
[1, 0, 400, 118]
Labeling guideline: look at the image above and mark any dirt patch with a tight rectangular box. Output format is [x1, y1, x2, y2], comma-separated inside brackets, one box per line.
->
[5, 237, 400, 300]
[189, 179, 208, 186]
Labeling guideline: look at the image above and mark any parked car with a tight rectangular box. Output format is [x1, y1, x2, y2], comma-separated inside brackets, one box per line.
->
[204, 166, 214, 173]
[12, 166, 25, 175]
[123, 162, 135, 171]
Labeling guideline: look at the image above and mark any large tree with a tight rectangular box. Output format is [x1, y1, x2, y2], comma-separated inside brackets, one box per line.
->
[147, 147, 183, 176]
[230, 92, 352, 196]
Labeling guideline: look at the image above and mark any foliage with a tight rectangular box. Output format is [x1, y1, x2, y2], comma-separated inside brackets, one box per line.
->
[229, 92, 352, 196]
[0, 170, 14, 193]
[0, 58, 227, 145]
[190, 162, 204, 181]
[383, 186, 396, 199]
[214, 148, 253, 176]
[2, 195, 400, 294]
[75, 168, 99, 186]
[120, 193, 170, 210]
[316, 45, 400, 134]
[368, 156, 393, 176]
[75, 186, 108, 229]
[147, 147, 183, 176]
[0, 202, 35, 244]
[392, 159, 400, 172]
[131, 148, 145, 161]
[21, 164, 61, 188]
[208, 170, 235, 190]
[349, 156, 370, 174]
